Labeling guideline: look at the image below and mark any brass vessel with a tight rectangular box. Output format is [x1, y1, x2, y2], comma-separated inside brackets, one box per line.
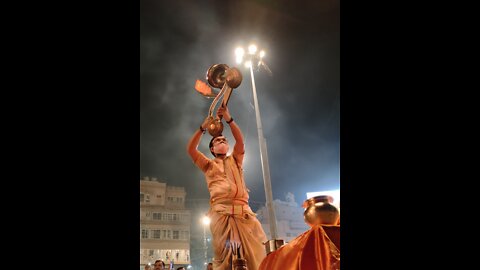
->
[206, 116, 224, 137]
[302, 195, 340, 227]
[205, 64, 243, 137]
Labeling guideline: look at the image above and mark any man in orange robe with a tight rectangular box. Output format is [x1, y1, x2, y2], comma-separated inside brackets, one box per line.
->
[187, 106, 267, 270]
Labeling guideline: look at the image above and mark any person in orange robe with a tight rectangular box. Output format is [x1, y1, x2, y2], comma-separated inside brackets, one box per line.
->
[187, 105, 268, 270]
[258, 224, 339, 270]
[258, 198, 340, 270]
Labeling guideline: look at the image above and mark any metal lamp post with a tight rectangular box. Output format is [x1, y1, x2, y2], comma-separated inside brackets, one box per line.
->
[235, 45, 283, 252]
[202, 216, 211, 266]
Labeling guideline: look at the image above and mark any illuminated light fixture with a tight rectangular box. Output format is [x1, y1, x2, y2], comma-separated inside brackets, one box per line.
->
[248, 44, 257, 55]
[235, 47, 245, 57]
[235, 47, 245, 64]
[236, 56, 243, 64]
[202, 216, 211, 225]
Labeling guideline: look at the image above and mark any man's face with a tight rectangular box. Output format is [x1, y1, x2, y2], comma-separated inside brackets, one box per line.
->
[211, 136, 229, 155]
[153, 262, 164, 270]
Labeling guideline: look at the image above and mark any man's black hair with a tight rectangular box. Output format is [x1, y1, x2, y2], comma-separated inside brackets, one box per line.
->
[154, 260, 165, 267]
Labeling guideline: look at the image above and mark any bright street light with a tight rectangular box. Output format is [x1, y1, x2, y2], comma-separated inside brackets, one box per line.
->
[248, 44, 257, 54]
[235, 47, 245, 64]
[202, 216, 211, 226]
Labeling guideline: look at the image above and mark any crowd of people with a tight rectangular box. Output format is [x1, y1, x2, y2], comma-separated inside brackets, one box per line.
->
[144, 260, 211, 270]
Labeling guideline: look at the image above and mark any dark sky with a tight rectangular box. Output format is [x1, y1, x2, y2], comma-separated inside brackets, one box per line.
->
[140, 0, 339, 208]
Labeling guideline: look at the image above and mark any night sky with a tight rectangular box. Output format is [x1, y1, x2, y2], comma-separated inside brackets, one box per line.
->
[140, 0, 339, 208]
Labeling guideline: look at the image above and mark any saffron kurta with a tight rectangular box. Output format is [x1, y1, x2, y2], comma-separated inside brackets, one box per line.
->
[193, 149, 267, 270]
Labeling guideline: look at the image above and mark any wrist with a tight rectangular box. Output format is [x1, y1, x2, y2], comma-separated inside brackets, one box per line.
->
[226, 117, 234, 124]
[199, 125, 206, 133]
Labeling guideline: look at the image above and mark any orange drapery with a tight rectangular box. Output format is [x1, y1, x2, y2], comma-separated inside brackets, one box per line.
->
[258, 225, 340, 270]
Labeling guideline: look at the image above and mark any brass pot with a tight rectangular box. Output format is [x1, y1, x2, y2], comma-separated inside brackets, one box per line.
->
[302, 195, 340, 227]
[206, 64, 242, 89]
[207, 117, 224, 137]
[225, 67, 242, 88]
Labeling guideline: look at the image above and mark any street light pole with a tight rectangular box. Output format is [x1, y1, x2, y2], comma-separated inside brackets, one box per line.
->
[235, 45, 283, 253]
[248, 62, 279, 240]
[202, 216, 210, 267]
[203, 225, 207, 265]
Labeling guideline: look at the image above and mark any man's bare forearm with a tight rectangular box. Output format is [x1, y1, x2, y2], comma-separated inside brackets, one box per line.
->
[187, 128, 204, 159]
[228, 120, 245, 153]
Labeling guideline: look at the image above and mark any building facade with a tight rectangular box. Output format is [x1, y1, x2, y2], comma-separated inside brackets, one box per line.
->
[256, 192, 310, 243]
[185, 198, 213, 270]
[140, 177, 191, 269]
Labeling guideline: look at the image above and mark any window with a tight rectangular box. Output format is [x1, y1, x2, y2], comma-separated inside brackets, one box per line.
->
[173, 230, 179, 239]
[153, 212, 162, 220]
[181, 231, 190, 240]
[140, 193, 144, 202]
[153, 230, 161, 239]
[141, 229, 149, 239]
[146, 194, 150, 203]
